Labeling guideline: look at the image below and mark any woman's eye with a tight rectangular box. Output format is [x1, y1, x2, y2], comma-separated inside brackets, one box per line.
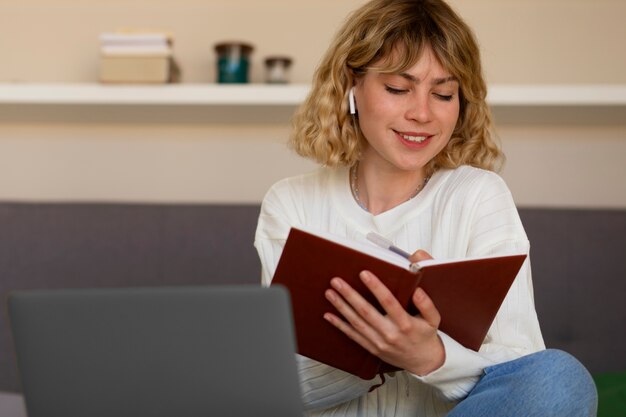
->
[385, 85, 408, 95]
[434, 93, 454, 102]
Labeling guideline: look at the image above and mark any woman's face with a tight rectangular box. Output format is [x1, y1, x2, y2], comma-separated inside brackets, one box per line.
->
[353, 45, 460, 175]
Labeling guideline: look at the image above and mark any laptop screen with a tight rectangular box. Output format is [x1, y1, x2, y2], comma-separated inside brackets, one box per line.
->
[9, 285, 303, 417]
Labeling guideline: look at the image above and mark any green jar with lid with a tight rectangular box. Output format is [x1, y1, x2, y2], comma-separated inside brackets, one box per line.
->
[215, 42, 254, 83]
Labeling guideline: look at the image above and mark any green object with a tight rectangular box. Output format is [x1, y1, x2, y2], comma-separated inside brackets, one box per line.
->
[215, 42, 254, 84]
[217, 56, 250, 83]
[594, 372, 626, 416]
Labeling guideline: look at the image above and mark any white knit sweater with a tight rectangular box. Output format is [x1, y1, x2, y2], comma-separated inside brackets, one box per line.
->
[254, 165, 545, 417]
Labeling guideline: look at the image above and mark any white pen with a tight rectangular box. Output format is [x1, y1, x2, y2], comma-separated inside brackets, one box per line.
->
[366, 232, 421, 272]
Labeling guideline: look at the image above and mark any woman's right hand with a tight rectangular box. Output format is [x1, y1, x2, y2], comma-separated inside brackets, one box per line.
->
[323, 248, 445, 376]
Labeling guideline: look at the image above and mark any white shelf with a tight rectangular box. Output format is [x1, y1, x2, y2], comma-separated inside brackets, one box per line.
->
[1, 83, 626, 106]
[0, 83, 310, 106]
[1, 83, 624, 124]
[487, 84, 626, 106]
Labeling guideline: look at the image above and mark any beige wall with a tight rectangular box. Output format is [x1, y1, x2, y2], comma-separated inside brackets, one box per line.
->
[2, 0, 626, 84]
[1, 0, 625, 208]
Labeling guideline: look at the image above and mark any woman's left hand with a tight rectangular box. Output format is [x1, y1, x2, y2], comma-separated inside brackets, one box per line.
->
[324, 265, 445, 376]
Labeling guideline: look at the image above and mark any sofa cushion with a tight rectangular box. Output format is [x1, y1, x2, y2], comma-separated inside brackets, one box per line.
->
[594, 372, 626, 417]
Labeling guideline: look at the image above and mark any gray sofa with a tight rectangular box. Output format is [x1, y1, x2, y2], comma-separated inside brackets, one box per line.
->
[1, 202, 625, 395]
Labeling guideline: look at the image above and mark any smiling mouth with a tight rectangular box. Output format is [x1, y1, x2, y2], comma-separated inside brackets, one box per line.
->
[396, 131, 430, 143]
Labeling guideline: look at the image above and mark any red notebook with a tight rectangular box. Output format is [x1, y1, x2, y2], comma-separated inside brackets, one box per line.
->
[271, 227, 526, 380]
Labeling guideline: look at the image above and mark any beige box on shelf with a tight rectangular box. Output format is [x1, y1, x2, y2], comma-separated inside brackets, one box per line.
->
[99, 53, 172, 84]
[98, 30, 176, 84]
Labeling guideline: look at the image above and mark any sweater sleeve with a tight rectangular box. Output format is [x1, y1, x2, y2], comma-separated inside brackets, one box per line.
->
[254, 179, 384, 410]
[411, 172, 545, 401]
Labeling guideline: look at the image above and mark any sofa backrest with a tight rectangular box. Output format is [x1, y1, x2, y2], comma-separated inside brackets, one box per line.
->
[1, 203, 625, 392]
[0, 203, 261, 392]
[519, 208, 626, 375]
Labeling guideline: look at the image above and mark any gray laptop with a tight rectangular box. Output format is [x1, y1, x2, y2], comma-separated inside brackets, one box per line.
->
[8, 285, 303, 417]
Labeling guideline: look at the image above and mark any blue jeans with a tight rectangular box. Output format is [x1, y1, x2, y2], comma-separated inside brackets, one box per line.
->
[448, 349, 598, 417]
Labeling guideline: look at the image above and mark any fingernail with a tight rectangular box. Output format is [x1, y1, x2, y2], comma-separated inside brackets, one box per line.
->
[415, 287, 424, 300]
[331, 277, 343, 290]
[325, 289, 336, 302]
[360, 271, 371, 283]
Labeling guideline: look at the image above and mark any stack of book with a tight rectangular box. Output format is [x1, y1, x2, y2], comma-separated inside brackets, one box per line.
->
[99, 31, 177, 83]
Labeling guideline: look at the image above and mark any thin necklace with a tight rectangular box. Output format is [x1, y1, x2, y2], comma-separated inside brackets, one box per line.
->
[349, 162, 431, 213]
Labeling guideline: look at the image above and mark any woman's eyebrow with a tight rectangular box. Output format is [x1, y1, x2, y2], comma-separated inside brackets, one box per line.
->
[433, 76, 458, 85]
[397, 73, 458, 85]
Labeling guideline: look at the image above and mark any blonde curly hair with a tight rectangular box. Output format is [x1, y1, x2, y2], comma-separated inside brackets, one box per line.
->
[290, 0, 503, 174]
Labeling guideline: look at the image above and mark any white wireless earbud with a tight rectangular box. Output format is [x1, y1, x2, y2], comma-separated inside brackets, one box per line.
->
[348, 87, 356, 115]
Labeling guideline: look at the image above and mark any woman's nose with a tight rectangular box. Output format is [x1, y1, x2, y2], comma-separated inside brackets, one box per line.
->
[405, 96, 433, 123]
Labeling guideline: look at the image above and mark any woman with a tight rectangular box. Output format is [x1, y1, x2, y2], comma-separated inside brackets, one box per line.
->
[254, 0, 597, 415]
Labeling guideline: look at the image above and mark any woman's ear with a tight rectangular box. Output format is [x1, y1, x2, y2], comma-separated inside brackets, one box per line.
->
[348, 87, 356, 115]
